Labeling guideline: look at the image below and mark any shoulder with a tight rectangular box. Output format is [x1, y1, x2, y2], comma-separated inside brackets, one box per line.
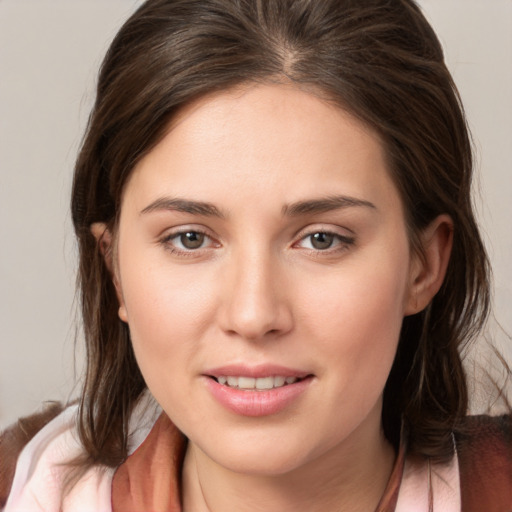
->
[0, 402, 64, 508]
[1, 392, 162, 512]
[0, 404, 110, 512]
[1, 404, 114, 512]
[455, 414, 512, 511]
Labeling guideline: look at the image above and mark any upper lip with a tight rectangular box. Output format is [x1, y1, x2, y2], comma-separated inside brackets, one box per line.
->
[205, 364, 311, 379]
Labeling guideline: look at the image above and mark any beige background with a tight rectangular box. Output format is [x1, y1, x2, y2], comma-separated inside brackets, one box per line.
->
[1, 0, 511, 429]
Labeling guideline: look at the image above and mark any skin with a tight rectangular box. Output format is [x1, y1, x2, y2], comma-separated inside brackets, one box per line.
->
[94, 83, 452, 512]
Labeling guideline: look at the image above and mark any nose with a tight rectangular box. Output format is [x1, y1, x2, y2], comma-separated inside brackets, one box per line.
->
[218, 248, 294, 341]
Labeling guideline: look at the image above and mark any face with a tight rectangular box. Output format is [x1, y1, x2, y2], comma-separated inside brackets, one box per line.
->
[113, 83, 418, 476]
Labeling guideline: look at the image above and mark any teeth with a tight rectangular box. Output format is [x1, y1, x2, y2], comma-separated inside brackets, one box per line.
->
[256, 377, 274, 390]
[238, 377, 256, 389]
[274, 376, 285, 387]
[215, 375, 300, 390]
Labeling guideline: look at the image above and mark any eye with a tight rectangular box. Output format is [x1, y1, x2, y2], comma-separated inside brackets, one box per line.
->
[307, 232, 336, 250]
[161, 229, 217, 253]
[296, 231, 355, 251]
[177, 231, 206, 249]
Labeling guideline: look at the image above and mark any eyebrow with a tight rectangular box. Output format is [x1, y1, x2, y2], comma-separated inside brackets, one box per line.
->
[282, 195, 377, 216]
[140, 194, 376, 219]
[140, 197, 226, 218]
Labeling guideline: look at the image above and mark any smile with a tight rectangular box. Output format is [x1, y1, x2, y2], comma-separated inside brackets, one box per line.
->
[205, 369, 313, 416]
[214, 376, 300, 390]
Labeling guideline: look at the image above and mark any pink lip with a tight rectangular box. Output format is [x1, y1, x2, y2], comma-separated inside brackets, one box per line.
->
[203, 364, 313, 417]
[205, 364, 311, 379]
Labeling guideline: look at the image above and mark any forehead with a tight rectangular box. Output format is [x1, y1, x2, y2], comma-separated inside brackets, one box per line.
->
[165, 82, 380, 159]
[123, 83, 401, 216]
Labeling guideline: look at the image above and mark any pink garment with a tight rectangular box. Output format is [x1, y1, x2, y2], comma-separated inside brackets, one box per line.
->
[3, 395, 161, 512]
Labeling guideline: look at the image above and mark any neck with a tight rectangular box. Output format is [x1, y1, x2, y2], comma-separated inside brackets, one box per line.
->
[182, 416, 395, 512]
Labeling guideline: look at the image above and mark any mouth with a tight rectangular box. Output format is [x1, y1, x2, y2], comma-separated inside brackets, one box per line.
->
[205, 370, 313, 416]
[211, 375, 304, 391]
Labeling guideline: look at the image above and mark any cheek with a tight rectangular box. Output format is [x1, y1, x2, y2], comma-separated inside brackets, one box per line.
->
[302, 250, 409, 396]
[117, 249, 218, 374]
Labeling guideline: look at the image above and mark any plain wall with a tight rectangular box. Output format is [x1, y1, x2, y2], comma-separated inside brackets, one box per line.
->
[0, 0, 511, 429]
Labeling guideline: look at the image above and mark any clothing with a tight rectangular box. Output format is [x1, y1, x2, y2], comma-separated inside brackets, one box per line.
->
[1, 392, 511, 511]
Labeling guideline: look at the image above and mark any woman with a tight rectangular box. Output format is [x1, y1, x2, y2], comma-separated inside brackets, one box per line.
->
[1, 0, 510, 510]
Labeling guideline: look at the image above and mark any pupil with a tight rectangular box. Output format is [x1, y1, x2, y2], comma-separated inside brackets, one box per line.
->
[311, 232, 333, 250]
[181, 232, 204, 249]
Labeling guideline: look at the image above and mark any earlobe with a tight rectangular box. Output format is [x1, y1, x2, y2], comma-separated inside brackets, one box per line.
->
[90, 222, 128, 323]
[405, 214, 454, 316]
[118, 305, 128, 323]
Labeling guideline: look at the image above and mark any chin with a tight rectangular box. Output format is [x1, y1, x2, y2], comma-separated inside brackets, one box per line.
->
[198, 434, 313, 476]
[219, 451, 308, 477]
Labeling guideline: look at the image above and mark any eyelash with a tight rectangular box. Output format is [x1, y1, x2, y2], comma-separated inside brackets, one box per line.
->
[159, 228, 356, 257]
[160, 228, 217, 256]
[293, 230, 356, 254]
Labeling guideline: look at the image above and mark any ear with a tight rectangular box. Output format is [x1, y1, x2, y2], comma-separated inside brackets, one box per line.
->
[90, 222, 114, 270]
[90, 222, 128, 323]
[404, 214, 453, 316]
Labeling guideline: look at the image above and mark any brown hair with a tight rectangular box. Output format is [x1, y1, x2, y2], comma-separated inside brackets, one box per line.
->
[71, 0, 489, 467]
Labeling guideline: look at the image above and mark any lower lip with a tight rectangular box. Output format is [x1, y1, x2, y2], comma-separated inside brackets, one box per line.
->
[204, 377, 312, 417]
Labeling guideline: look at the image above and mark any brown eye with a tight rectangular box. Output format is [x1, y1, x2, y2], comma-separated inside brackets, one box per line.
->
[310, 232, 335, 250]
[180, 231, 205, 249]
[295, 230, 355, 253]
